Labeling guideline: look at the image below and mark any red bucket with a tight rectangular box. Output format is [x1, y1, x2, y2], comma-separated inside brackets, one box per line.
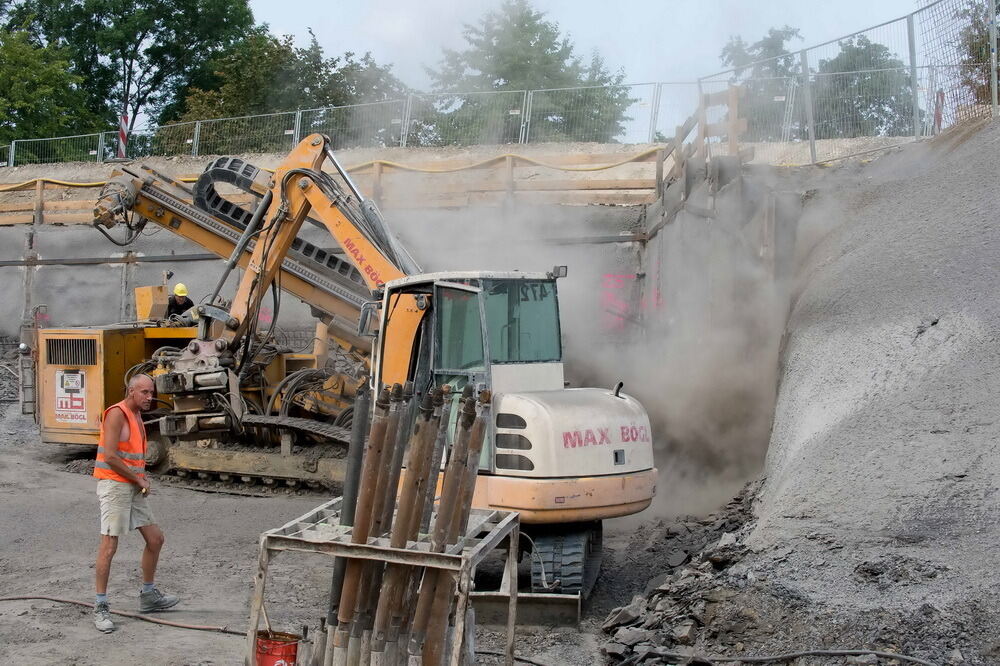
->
[255, 630, 300, 666]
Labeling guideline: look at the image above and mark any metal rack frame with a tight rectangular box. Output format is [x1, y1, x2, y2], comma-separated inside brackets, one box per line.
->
[246, 496, 520, 666]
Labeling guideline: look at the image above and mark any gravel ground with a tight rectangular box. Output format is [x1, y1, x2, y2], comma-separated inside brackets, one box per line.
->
[0, 401, 652, 665]
[599, 119, 1000, 665]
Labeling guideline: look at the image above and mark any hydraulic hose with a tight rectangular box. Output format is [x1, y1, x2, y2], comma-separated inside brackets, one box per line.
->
[0, 596, 243, 635]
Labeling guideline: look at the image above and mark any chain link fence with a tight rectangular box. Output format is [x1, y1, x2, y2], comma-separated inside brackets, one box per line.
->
[698, 0, 994, 165]
[0, 0, 994, 169]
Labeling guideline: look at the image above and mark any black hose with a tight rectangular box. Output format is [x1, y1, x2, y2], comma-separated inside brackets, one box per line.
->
[619, 647, 939, 666]
[474, 649, 549, 665]
[0, 596, 243, 636]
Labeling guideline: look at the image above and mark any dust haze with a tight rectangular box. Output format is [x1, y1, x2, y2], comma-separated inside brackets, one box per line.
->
[384, 178, 800, 519]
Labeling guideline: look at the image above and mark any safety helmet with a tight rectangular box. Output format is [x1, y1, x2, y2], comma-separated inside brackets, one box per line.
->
[173, 283, 188, 297]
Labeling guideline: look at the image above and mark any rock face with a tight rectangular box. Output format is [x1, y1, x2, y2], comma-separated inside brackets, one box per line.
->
[602, 120, 1000, 664]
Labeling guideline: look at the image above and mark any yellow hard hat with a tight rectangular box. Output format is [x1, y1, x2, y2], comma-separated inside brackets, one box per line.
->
[173, 283, 188, 297]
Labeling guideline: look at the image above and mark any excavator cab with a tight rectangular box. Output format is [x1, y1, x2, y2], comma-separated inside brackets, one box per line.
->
[373, 270, 656, 597]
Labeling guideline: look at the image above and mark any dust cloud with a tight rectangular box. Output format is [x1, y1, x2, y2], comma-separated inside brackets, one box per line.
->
[383, 175, 798, 519]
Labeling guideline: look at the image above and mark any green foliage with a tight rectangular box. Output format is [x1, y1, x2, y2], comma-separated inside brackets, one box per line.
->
[174, 28, 408, 150]
[720, 27, 802, 141]
[954, 0, 999, 104]
[420, 0, 632, 145]
[0, 29, 101, 154]
[721, 27, 917, 141]
[6, 0, 254, 128]
[812, 35, 915, 138]
[180, 28, 406, 118]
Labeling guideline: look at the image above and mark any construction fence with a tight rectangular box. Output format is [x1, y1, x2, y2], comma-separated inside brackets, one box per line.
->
[0, 0, 994, 168]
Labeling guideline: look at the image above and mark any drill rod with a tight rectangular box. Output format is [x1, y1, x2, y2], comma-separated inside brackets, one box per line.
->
[331, 387, 391, 666]
[346, 383, 404, 666]
[406, 395, 477, 663]
[422, 392, 491, 665]
[369, 390, 441, 666]
[323, 384, 371, 666]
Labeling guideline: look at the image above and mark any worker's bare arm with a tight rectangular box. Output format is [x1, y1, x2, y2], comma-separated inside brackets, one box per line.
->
[102, 407, 148, 490]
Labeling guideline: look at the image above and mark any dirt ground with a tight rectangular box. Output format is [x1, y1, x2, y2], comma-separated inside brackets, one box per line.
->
[0, 401, 655, 665]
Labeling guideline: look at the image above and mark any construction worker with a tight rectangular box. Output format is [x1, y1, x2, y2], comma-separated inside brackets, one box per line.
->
[92, 374, 179, 633]
[165, 283, 194, 318]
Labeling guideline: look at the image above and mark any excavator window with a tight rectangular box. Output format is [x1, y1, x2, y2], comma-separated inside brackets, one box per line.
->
[482, 279, 562, 363]
[435, 287, 486, 373]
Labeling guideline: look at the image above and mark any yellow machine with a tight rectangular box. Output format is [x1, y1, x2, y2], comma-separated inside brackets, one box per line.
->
[35, 134, 656, 596]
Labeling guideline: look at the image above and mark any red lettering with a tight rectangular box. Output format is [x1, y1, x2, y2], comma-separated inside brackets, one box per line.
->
[598, 428, 610, 445]
[620, 424, 651, 443]
[563, 431, 582, 448]
[584, 429, 597, 446]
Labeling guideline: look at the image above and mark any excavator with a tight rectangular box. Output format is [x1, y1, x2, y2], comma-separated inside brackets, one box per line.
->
[35, 134, 656, 600]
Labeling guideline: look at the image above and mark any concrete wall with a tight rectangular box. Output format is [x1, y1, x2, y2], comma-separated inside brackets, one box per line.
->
[0, 200, 647, 338]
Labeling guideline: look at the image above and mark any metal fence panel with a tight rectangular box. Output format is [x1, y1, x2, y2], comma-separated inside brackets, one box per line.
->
[406, 90, 528, 147]
[192, 111, 299, 156]
[300, 99, 407, 149]
[8, 133, 104, 166]
[652, 83, 702, 141]
[711, 77, 808, 164]
[525, 83, 654, 144]
[0, 1, 995, 169]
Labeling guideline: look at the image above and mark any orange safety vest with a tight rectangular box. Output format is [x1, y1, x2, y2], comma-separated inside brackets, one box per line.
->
[94, 400, 147, 482]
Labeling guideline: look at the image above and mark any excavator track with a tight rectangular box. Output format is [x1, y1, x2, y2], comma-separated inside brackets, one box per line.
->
[156, 414, 355, 491]
[529, 522, 603, 598]
[241, 414, 353, 444]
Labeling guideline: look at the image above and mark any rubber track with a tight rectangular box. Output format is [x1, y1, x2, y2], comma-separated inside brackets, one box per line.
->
[241, 414, 353, 445]
[530, 527, 601, 597]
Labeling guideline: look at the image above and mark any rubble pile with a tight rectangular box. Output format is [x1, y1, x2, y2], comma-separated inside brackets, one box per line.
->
[601, 483, 758, 663]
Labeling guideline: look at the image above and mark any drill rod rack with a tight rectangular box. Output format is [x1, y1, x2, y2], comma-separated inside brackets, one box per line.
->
[246, 496, 520, 666]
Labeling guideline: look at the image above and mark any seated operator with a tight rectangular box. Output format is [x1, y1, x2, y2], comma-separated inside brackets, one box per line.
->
[165, 283, 194, 318]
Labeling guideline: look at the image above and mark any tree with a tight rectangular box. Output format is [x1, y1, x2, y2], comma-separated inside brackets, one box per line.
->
[954, 0, 999, 106]
[719, 27, 802, 141]
[180, 28, 406, 118]
[6, 0, 254, 130]
[176, 29, 408, 151]
[811, 35, 916, 138]
[421, 0, 632, 145]
[0, 29, 102, 153]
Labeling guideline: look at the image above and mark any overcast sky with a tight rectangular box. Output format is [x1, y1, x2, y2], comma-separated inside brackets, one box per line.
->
[248, 0, 921, 88]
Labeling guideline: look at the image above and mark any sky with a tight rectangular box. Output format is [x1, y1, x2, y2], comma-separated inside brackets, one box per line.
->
[248, 0, 922, 89]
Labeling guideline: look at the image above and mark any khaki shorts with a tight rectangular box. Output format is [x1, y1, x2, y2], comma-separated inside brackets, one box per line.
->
[96, 479, 156, 536]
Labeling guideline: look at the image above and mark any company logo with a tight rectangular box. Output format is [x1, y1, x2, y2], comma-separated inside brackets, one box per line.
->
[620, 424, 651, 443]
[562, 424, 650, 448]
[343, 238, 383, 286]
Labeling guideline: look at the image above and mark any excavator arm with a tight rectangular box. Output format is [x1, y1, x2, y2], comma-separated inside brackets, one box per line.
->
[93, 134, 419, 361]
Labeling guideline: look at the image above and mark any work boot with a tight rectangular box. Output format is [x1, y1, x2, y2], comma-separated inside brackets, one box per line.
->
[94, 601, 115, 633]
[139, 586, 180, 612]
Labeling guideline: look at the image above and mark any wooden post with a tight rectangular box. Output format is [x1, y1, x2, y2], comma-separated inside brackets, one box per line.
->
[33, 179, 43, 225]
[727, 85, 741, 156]
[246, 539, 271, 666]
[668, 125, 687, 181]
[695, 85, 708, 161]
[504, 526, 519, 666]
[373, 161, 384, 207]
[447, 570, 472, 666]
[654, 149, 665, 201]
